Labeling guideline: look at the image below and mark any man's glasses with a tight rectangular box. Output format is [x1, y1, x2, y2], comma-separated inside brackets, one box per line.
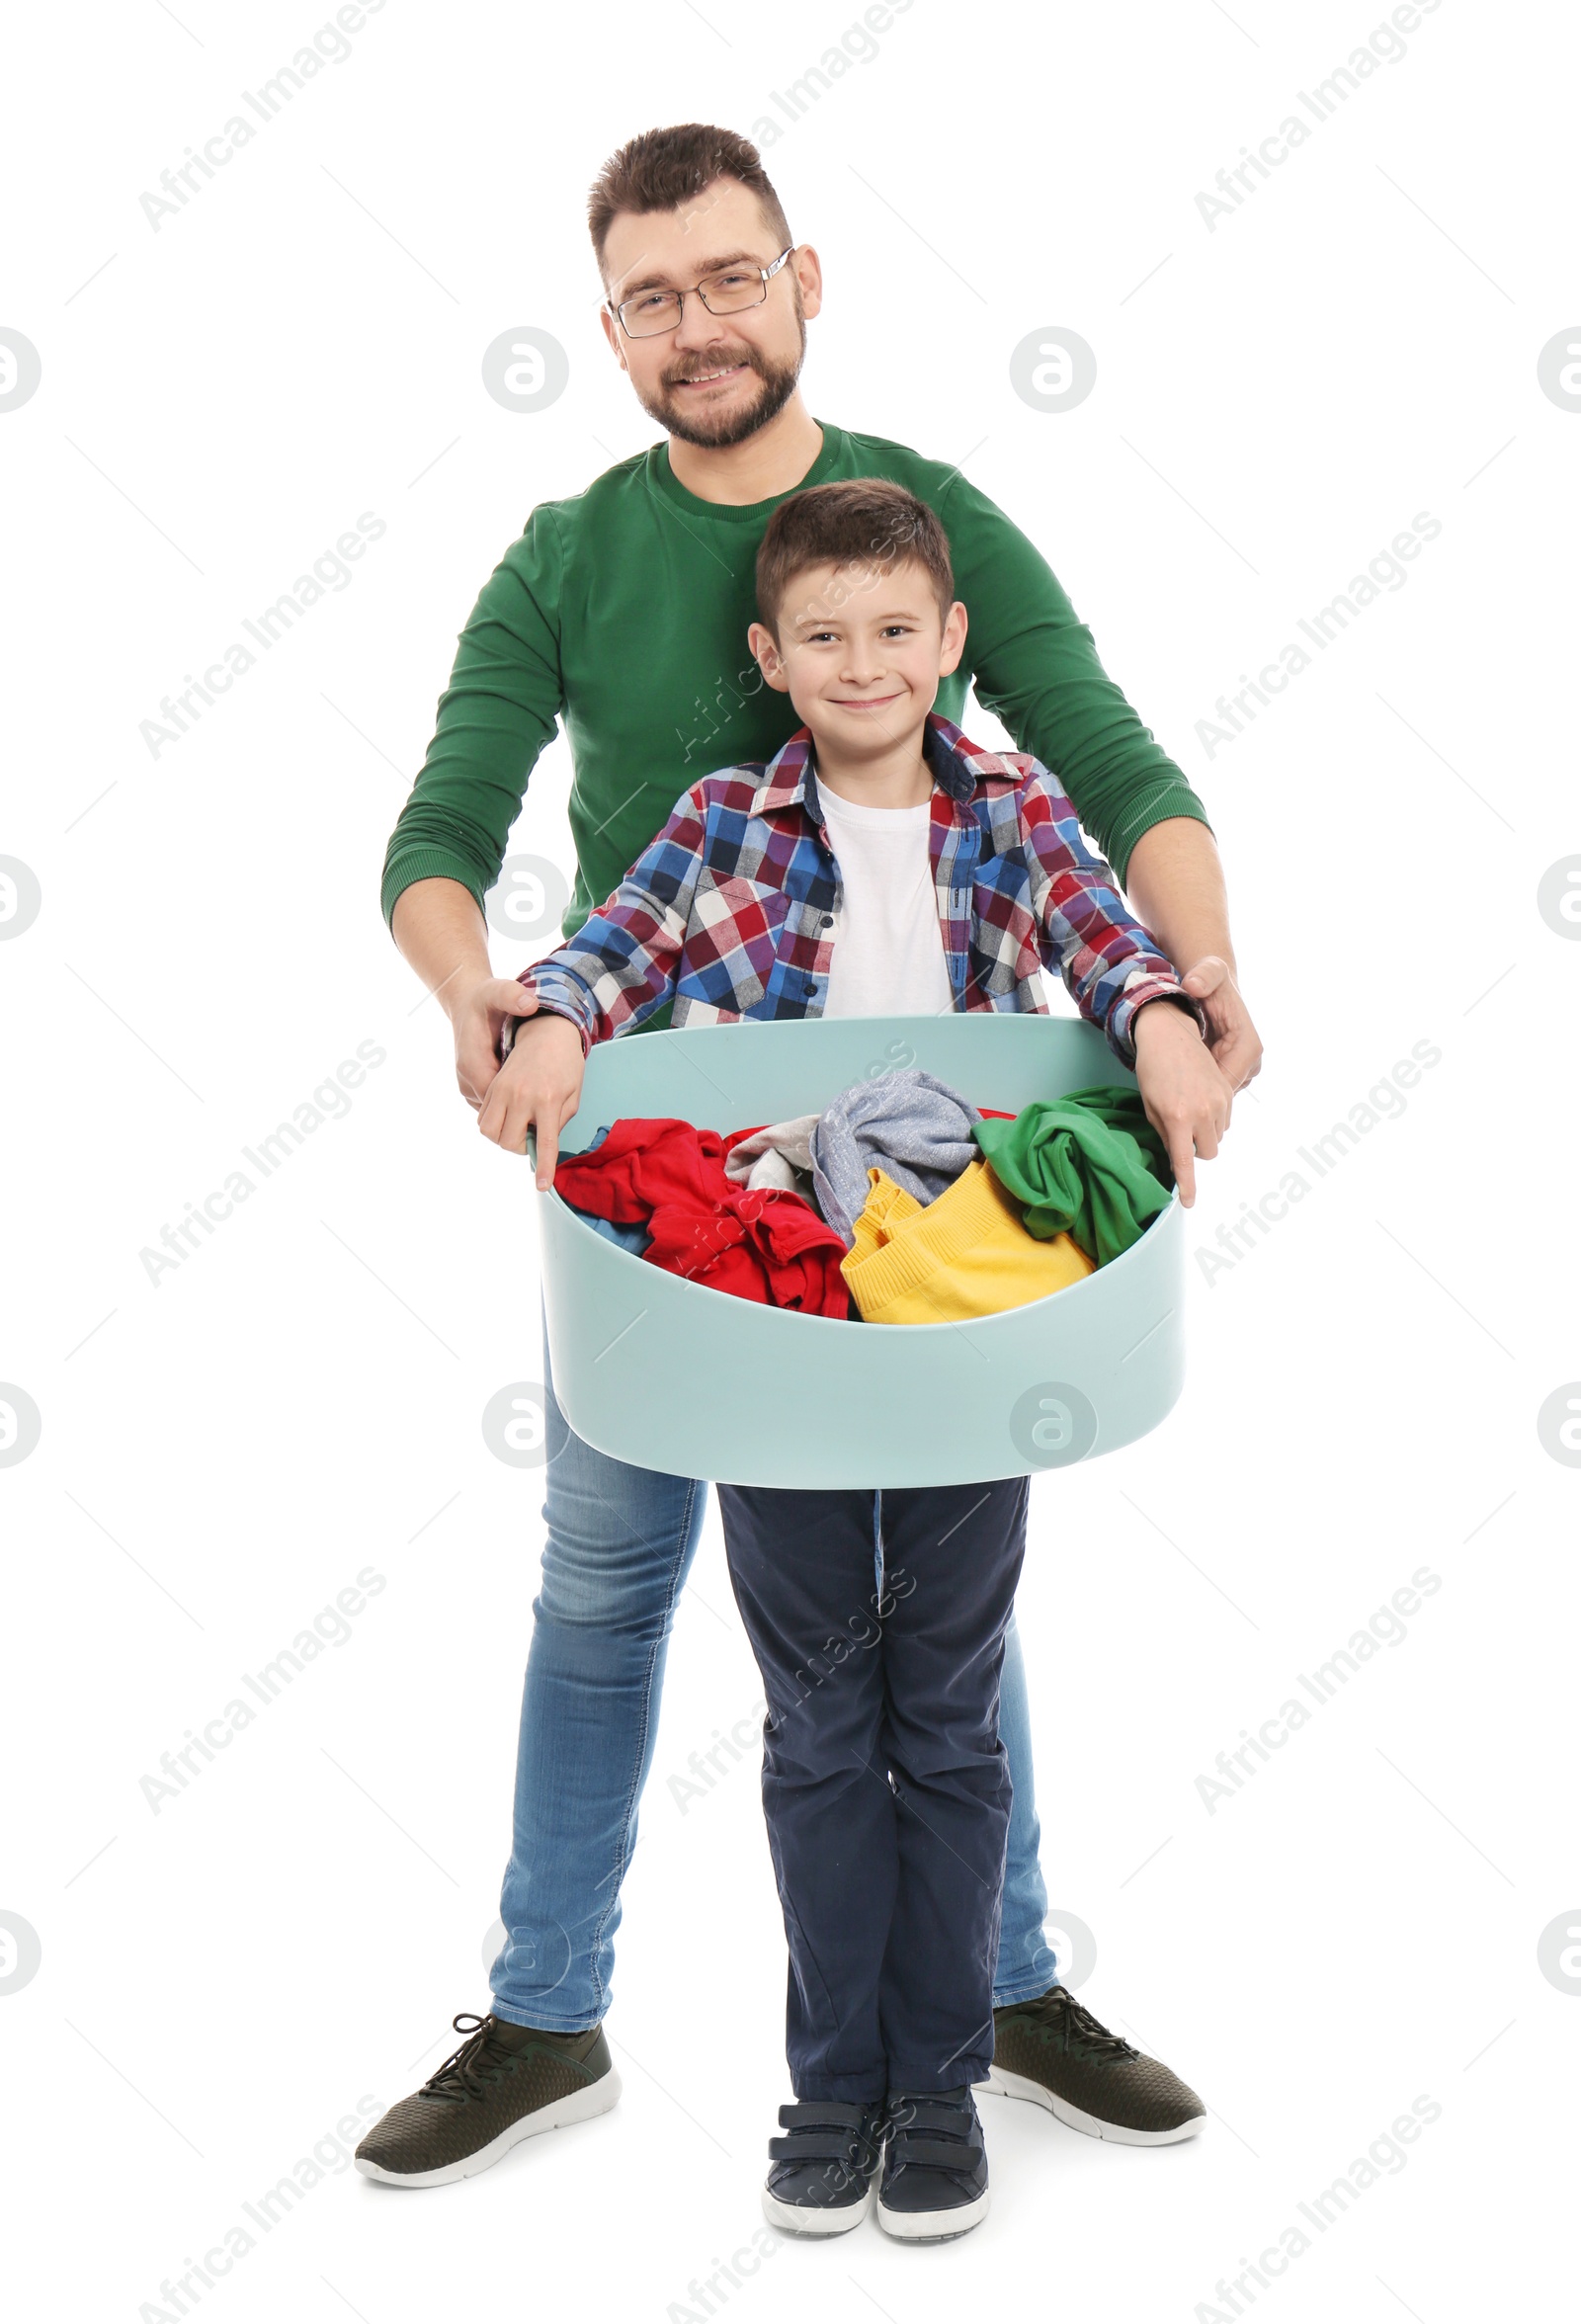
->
[609, 247, 796, 339]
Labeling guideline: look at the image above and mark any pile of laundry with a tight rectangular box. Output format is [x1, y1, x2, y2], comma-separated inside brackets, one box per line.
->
[552, 1068, 1173, 1326]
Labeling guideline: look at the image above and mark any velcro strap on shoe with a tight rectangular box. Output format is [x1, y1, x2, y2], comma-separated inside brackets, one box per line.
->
[887, 2100, 978, 2137]
[767, 2130, 869, 2165]
[888, 2134, 984, 2173]
[777, 2102, 873, 2131]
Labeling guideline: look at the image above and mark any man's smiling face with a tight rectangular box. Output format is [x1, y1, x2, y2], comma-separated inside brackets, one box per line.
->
[598, 176, 821, 450]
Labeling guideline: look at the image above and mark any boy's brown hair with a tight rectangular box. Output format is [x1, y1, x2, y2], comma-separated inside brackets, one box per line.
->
[755, 479, 956, 637]
[587, 124, 792, 281]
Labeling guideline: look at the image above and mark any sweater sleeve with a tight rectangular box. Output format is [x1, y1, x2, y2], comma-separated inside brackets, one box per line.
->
[941, 470, 1210, 884]
[379, 506, 566, 931]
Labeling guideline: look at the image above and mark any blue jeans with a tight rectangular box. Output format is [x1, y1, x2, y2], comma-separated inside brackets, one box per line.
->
[489, 1324, 1059, 2031]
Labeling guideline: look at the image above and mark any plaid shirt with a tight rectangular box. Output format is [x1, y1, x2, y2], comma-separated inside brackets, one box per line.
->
[518, 714, 1199, 1065]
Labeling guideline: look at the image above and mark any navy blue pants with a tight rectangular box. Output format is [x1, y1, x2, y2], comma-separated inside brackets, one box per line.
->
[716, 1477, 1029, 2103]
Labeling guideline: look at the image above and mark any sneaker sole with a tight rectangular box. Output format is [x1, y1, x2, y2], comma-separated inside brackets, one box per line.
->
[876, 2187, 989, 2242]
[760, 2181, 874, 2237]
[977, 2064, 1205, 2146]
[354, 2066, 623, 2188]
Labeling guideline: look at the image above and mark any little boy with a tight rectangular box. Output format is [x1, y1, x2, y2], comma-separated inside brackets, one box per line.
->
[498, 479, 1228, 2240]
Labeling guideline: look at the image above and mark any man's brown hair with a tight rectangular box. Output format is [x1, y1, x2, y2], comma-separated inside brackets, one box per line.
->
[755, 479, 956, 637]
[588, 124, 792, 282]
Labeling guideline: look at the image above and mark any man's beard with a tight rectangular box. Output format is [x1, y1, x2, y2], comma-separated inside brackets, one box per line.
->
[635, 312, 807, 450]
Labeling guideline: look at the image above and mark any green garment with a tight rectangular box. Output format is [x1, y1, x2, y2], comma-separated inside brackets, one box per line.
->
[380, 422, 1209, 942]
[972, 1087, 1173, 1268]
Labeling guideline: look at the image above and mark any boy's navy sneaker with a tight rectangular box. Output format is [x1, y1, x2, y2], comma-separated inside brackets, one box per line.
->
[875, 2087, 989, 2241]
[762, 2099, 887, 2235]
[983, 1985, 1206, 2144]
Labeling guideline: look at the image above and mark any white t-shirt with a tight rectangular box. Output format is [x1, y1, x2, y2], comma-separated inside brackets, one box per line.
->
[816, 779, 956, 1020]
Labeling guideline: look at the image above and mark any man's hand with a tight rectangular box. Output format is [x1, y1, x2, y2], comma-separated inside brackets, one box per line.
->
[1131, 998, 1234, 1207]
[475, 1010, 588, 1187]
[1180, 954, 1263, 1092]
[448, 975, 544, 1112]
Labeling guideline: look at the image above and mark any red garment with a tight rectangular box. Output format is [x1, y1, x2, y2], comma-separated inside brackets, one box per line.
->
[720, 1123, 769, 1165]
[554, 1119, 851, 1318]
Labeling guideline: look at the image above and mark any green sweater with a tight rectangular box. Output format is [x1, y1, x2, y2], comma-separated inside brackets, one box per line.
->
[380, 421, 1209, 939]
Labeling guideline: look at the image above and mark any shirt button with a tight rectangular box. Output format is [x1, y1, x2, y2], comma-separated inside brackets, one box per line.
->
[819, 914, 834, 929]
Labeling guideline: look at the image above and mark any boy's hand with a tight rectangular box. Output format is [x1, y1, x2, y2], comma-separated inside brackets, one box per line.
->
[475, 1011, 587, 1187]
[1131, 998, 1234, 1207]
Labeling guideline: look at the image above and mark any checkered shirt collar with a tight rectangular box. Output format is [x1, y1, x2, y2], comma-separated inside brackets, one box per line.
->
[747, 711, 1012, 820]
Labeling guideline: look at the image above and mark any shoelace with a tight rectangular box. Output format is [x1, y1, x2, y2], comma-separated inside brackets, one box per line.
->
[419, 2013, 522, 2104]
[1017, 1986, 1138, 2062]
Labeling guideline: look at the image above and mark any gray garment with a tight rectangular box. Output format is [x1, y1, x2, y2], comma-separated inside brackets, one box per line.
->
[810, 1069, 982, 1245]
[721, 1113, 821, 1196]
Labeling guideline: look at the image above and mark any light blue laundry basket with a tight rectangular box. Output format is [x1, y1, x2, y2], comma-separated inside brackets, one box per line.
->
[536, 1014, 1184, 1488]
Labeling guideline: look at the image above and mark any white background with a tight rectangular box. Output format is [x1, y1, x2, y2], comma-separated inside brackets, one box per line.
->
[3, 1, 1577, 2317]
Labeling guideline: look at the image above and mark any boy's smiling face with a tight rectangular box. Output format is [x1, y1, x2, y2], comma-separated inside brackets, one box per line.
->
[747, 556, 968, 766]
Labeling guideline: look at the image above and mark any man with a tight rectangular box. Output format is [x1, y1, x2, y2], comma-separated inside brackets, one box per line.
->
[356, 123, 1260, 2190]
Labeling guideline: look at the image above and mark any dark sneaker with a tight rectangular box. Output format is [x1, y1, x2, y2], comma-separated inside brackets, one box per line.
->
[762, 2098, 887, 2236]
[875, 2087, 989, 2242]
[355, 2011, 621, 2187]
[983, 1985, 1205, 2145]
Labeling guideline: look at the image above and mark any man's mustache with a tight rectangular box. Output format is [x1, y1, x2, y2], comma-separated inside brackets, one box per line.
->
[662, 350, 761, 386]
